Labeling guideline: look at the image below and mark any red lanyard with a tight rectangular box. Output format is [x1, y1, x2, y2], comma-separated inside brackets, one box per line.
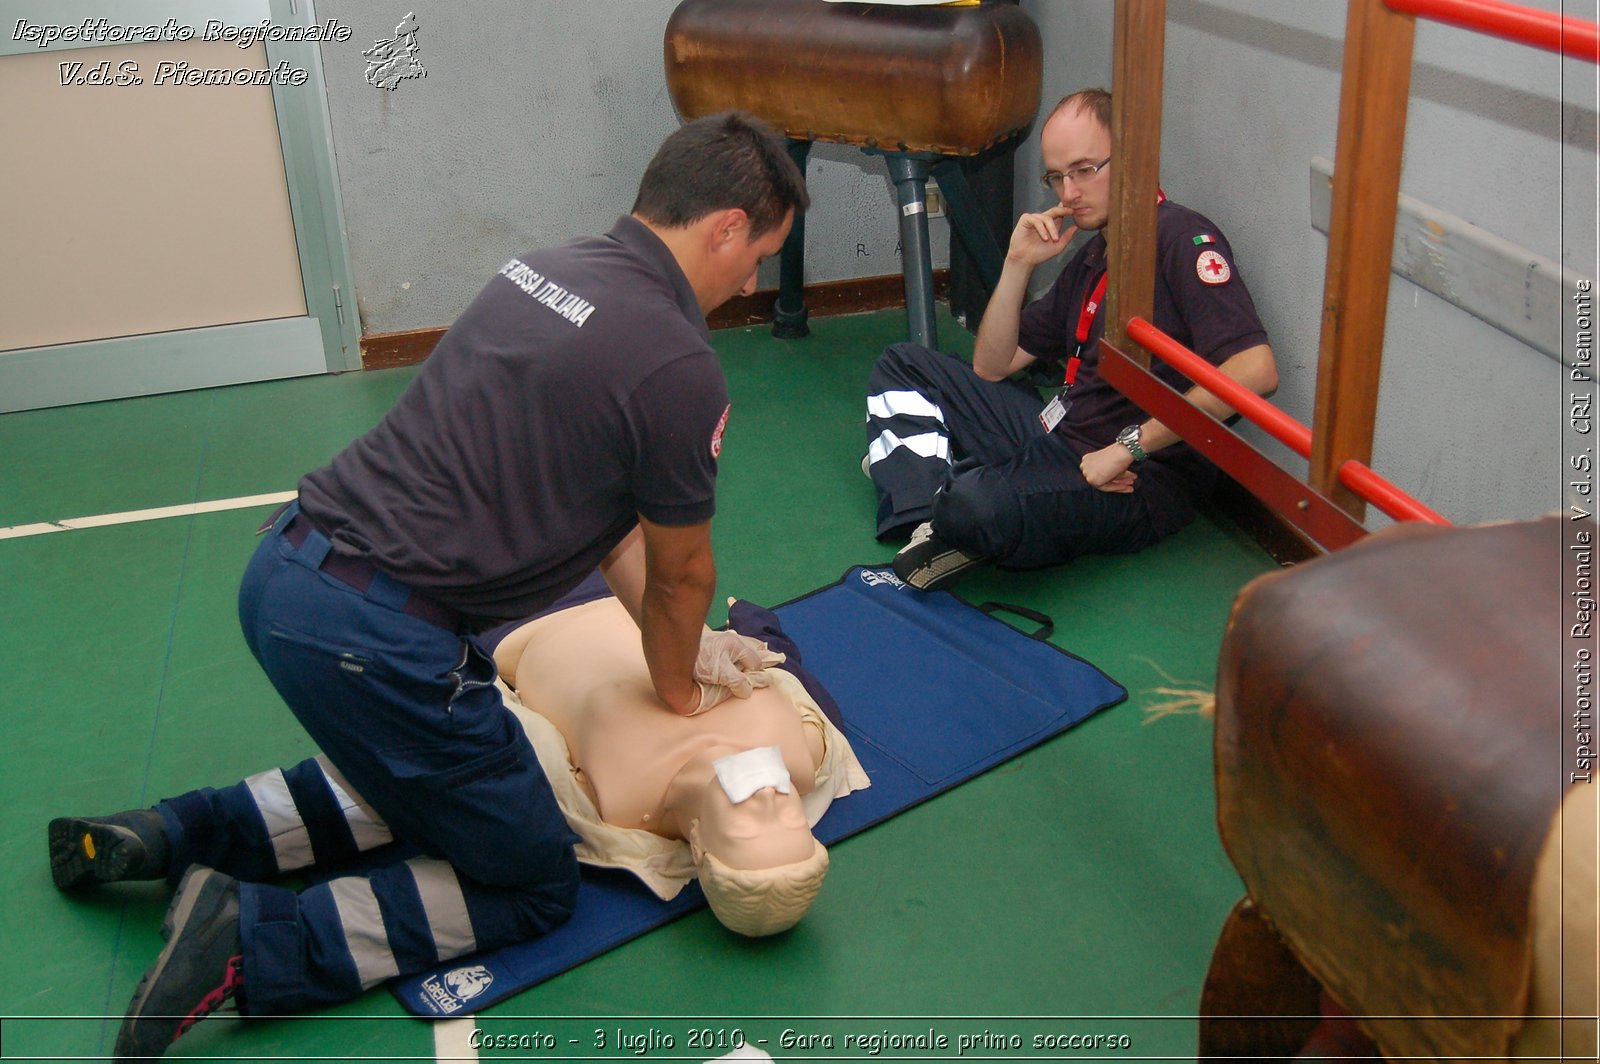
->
[1060, 190, 1163, 388]
[1063, 271, 1107, 386]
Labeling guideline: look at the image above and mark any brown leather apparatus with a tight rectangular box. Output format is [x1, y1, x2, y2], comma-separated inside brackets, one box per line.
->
[1211, 516, 1585, 1060]
[664, 0, 1043, 156]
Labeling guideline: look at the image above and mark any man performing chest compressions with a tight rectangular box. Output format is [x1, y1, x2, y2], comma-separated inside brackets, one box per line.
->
[46, 112, 811, 1062]
[492, 593, 869, 936]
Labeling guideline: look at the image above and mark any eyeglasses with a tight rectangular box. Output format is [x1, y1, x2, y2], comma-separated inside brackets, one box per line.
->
[1040, 157, 1111, 193]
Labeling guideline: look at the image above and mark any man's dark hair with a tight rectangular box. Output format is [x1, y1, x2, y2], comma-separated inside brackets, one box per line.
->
[633, 112, 809, 239]
[1047, 88, 1112, 132]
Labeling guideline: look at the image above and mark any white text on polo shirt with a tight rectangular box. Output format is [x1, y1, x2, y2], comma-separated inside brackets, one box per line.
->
[497, 259, 596, 328]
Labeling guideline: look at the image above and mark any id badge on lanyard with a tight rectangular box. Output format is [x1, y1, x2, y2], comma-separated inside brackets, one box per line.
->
[1039, 269, 1107, 434]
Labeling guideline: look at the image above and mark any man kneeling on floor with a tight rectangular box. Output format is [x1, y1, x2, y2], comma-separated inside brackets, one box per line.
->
[50, 586, 864, 1052]
[45, 110, 807, 1061]
[866, 88, 1278, 590]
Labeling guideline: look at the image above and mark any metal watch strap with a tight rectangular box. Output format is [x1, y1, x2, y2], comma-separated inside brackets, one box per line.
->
[1117, 424, 1148, 463]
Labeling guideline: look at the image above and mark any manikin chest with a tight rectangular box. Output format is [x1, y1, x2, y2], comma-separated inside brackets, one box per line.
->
[551, 683, 817, 831]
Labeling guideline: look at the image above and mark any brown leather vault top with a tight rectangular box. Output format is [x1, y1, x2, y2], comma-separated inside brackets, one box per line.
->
[664, 0, 1043, 156]
[1215, 516, 1574, 1060]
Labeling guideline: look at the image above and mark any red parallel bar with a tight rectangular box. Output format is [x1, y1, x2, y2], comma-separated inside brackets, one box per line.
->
[1127, 317, 1312, 458]
[1338, 460, 1451, 525]
[1385, 0, 1600, 63]
[1100, 341, 1370, 551]
[1123, 318, 1449, 527]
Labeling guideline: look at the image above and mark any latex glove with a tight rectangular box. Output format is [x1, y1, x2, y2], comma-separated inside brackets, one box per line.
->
[689, 680, 737, 716]
[693, 627, 787, 700]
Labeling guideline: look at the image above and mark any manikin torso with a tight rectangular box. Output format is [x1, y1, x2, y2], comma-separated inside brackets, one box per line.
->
[493, 597, 823, 836]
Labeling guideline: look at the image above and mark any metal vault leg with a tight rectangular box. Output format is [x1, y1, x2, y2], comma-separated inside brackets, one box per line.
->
[772, 138, 813, 340]
[886, 153, 937, 350]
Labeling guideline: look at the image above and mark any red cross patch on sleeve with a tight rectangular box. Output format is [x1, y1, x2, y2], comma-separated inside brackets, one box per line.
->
[709, 404, 730, 459]
[1196, 249, 1232, 285]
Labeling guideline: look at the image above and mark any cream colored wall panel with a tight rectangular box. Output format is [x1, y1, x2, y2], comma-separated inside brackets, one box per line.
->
[0, 37, 306, 352]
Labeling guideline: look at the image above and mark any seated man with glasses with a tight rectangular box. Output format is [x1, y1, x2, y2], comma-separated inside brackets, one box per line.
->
[865, 88, 1279, 589]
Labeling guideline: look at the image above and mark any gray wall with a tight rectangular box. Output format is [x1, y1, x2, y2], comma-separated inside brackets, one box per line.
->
[1017, 0, 1596, 526]
[314, 0, 945, 335]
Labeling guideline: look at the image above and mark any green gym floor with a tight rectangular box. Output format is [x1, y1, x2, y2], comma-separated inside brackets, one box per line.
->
[0, 308, 1279, 1062]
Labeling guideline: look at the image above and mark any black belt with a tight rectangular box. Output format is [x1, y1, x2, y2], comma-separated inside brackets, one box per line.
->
[282, 513, 463, 632]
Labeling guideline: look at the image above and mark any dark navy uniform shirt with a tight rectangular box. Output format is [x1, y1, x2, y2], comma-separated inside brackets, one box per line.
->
[1017, 199, 1268, 533]
[298, 215, 729, 624]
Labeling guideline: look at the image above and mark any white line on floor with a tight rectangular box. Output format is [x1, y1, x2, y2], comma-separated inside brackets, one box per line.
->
[0, 491, 297, 541]
[433, 1016, 480, 1062]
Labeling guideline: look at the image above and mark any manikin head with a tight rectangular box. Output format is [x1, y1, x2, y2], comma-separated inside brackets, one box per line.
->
[684, 750, 830, 936]
[1039, 88, 1115, 232]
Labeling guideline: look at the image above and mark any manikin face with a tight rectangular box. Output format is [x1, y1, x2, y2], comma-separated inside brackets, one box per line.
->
[1039, 105, 1114, 232]
[706, 209, 793, 311]
[690, 783, 815, 870]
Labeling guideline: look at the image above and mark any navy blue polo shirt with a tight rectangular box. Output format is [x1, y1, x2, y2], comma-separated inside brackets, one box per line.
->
[1017, 200, 1268, 531]
[298, 215, 729, 623]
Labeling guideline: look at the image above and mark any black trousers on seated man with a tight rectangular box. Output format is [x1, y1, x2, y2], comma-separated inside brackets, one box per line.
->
[865, 342, 1165, 569]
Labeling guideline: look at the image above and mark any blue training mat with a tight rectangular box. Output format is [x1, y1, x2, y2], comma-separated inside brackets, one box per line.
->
[390, 566, 1126, 1016]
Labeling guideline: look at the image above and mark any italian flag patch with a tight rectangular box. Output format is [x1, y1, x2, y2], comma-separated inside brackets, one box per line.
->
[1192, 234, 1216, 245]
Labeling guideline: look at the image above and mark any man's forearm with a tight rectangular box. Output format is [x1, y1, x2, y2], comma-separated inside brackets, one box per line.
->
[1134, 343, 1278, 453]
[1080, 343, 1279, 490]
[606, 519, 717, 713]
[971, 257, 1037, 382]
[639, 570, 715, 715]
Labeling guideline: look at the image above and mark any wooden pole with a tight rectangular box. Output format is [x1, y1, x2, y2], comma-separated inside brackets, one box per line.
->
[1104, 0, 1167, 367]
[1310, 0, 1416, 518]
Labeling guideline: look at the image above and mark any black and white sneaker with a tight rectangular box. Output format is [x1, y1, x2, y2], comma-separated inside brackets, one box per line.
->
[892, 521, 986, 591]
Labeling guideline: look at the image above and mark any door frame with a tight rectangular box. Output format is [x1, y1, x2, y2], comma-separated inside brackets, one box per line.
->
[0, 0, 360, 411]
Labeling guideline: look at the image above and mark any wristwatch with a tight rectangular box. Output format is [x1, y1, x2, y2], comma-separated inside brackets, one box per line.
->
[1116, 424, 1148, 463]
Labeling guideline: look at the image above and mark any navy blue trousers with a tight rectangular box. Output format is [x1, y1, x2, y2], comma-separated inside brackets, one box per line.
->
[156, 504, 579, 1015]
[866, 343, 1160, 567]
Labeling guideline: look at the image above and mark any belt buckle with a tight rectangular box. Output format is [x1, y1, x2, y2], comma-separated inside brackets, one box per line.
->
[257, 501, 294, 536]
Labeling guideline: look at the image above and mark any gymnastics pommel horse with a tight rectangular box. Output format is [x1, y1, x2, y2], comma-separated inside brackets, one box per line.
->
[1203, 515, 1597, 1062]
[664, 0, 1042, 350]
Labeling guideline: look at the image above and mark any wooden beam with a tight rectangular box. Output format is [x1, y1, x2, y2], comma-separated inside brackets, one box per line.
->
[359, 270, 951, 370]
[1198, 898, 1326, 1062]
[1105, 0, 1167, 366]
[707, 268, 950, 332]
[1310, 0, 1416, 518]
[1307, 155, 1583, 366]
